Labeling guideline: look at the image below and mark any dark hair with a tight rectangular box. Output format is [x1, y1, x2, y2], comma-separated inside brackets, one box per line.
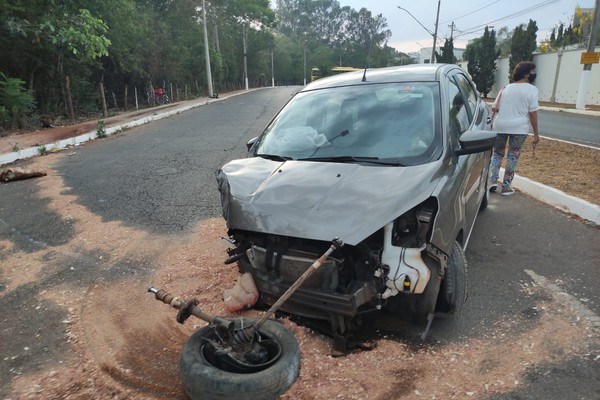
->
[452, 93, 464, 106]
[512, 61, 536, 82]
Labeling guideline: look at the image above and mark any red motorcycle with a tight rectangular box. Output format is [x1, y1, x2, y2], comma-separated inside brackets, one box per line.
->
[147, 87, 170, 106]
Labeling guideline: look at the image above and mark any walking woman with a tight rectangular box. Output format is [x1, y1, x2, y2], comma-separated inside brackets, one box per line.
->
[489, 61, 540, 195]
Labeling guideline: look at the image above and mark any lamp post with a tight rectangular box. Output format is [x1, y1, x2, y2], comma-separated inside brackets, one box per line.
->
[202, 0, 214, 98]
[242, 25, 249, 91]
[397, 2, 441, 63]
[271, 51, 275, 87]
[576, 0, 600, 109]
[431, 0, 441, 63]
[303, 48, 306, 85]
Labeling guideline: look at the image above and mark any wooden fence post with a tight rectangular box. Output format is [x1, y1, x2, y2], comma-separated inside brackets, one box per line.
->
[112, 92, 118, 110]
[124, 85, 128, 112]
[65, 75, 75, 121]
[99, 81, 108, 118]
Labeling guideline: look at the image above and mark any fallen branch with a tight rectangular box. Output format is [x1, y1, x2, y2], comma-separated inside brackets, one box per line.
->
[0, 167, 47, 183]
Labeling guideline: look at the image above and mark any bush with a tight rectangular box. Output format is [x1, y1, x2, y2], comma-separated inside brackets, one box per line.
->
[0, 72, 36, 129]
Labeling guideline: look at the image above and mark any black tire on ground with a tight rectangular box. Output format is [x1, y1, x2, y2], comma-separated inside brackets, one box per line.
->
[435, 241, 468, 316]
[180, 318, 300, 400]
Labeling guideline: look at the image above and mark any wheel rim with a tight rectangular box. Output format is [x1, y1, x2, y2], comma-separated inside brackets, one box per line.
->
[200, 330, 282, 373]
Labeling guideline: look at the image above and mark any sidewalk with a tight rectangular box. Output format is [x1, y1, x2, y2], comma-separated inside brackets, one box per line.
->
[1, 89, 598, 225]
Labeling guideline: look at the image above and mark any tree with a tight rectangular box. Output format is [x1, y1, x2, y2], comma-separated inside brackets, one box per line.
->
[509, 19, 537, 81]
[495, 26, 511, 57]
[436, 38, 456, 64]
[464, 27, 499, 97]
[274, 0, 391, 70]
[0, 0, 407, 125]
[0, 72, 36, 129]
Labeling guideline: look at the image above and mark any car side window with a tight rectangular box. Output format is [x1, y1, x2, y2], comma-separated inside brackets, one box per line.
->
[454, 74, 477, 123]
[448, 78, 467, 141]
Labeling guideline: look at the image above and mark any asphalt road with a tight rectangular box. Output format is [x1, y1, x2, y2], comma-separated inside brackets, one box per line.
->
[1, 87, 598, 399]
[538, 109, 600, 147]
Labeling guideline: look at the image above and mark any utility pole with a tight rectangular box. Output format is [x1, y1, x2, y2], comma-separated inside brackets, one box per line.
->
[303, 48, 306, 85]
[271, 51, 275, 87]
[202, 0, 213, 98]
[575, 0, 600, 110]
[431, 0, 441, 63]
[242, 25, 249, 91]
[449, 21, 455, 40]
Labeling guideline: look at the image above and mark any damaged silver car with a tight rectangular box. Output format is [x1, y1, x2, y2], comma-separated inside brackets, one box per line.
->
[216, 64, 496, 351]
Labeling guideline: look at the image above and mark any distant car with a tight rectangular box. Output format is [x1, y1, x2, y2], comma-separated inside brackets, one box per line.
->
[216, 64, 496, 352]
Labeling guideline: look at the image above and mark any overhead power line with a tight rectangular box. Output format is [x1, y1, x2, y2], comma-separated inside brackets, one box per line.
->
[439, 0, 500, 25]
[454, 0, 561, 38]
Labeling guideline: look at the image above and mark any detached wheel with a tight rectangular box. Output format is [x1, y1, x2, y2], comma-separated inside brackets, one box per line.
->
[436, 241, 468, 316]
[180, 318, 300, 400]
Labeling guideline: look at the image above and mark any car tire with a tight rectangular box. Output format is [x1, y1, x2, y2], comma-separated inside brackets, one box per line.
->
[435, 241, 468, 316]
[180, 318, 300, 400]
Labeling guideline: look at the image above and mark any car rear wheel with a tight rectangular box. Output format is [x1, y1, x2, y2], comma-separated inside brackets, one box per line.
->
[180, 318, 300, 400]
[435, 241, 468, 316]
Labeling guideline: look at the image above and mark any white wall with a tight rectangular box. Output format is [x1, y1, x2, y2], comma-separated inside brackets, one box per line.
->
[463, 47, 600, 106]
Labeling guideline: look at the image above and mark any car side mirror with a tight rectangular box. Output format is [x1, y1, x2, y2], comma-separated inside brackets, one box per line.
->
[455, 130, 496, 156]
[246, 137, 259, 151]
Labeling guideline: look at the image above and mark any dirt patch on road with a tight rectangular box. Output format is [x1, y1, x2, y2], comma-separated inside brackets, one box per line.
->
[515, 136, 599, 206]
[2, 155, 598, 399]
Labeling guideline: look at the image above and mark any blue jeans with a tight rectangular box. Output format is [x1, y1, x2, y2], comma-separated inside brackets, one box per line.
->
[489, 134, 528, 189]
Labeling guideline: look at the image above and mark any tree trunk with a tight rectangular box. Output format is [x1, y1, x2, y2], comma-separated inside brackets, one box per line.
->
[65, 75, 75, 121]
[99, 81, 108, 117]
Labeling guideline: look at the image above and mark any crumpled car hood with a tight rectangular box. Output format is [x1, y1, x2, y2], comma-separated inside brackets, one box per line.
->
[217, 157, 441, 246]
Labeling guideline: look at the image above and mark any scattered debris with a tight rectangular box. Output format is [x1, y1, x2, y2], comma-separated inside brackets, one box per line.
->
[0, 167, 47, 183]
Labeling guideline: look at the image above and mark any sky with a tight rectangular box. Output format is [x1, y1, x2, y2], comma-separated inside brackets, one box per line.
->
[337, 0, 597, 53]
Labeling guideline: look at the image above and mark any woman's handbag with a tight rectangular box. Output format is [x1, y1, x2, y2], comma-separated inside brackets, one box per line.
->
[490, 88, 504, 128]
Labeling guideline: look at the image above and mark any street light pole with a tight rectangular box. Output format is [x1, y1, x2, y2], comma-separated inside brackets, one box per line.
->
[431, 0, 441, 63]
[242, 25, 249, 91]
[575, 0, 600, 109]
[397, 2, 441, 63]
[271, 51, 275, 87]
[303, 48, 306, 85]
[202, 0, 214, 98]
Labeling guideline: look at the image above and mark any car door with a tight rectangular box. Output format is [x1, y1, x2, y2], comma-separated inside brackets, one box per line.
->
[448, 72, 487, 247]
[451, 72, 489, 247]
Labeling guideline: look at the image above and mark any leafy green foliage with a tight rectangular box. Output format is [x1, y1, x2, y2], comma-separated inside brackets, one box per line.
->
[96, 120, 107, 138]
[2, 0, 571, 126]
[436, 38, 456, 64]
[465, 27, 499, 97]
[0, 72, 36, 129]
[509, 20, 538, 80]
[53, 9, 111, 59]
[274, 0, 394, 80]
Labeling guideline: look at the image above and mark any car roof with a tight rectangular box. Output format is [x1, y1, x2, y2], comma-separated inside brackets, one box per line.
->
[303, 64, 459, 91]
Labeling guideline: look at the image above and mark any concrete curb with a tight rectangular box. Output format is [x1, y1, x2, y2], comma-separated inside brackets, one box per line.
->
[501, 167, 600, 225]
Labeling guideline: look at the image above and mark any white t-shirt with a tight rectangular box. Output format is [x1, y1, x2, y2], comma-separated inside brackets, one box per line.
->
[493, 82, 539, 135]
